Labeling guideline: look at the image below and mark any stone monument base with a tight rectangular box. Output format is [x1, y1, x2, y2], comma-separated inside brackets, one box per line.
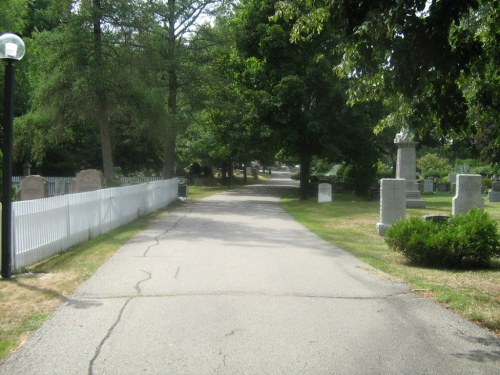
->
[406, 197, 426, 208]
[488, 190, 500, 202]
[376, 223, 390, 236]
[405, 181, 425, 208]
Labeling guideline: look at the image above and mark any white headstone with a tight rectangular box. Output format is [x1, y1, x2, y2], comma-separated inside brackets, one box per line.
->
[377, 178, 406, 236]
[318, 183, 332, 203]
[452, 174, 483, 215]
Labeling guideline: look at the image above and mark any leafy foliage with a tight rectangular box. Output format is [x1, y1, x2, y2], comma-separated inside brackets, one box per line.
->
[386, 209, 500, 268]
[417, 153, 451, 178]
[233, 0, 382, 198]
[272, 0, 499, 164]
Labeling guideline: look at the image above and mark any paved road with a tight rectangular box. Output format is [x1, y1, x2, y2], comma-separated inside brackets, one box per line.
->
[1, 173, 499, 374]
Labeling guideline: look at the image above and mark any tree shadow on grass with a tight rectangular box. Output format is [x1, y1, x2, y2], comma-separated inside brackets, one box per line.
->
[12, 279, 102, 310]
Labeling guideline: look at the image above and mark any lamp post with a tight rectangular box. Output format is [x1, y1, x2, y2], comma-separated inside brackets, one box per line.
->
[1, 33, 25, 279]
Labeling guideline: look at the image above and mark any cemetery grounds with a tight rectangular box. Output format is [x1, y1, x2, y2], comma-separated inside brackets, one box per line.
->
[0, 186, 499, 364]
[282, 192, 500, 335]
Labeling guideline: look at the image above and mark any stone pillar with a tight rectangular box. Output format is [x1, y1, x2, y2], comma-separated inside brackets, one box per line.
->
[452, 174, 484, 215]
[377, 178, 406, 236]
[394, 129, 425, 208]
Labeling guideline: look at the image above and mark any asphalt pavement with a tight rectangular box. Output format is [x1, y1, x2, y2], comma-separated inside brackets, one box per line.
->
[0, 172, 498, 374]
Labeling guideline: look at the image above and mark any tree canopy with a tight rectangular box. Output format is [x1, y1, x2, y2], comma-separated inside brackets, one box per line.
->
[272, 0, 499, 162]
[1, 0, 497, 193]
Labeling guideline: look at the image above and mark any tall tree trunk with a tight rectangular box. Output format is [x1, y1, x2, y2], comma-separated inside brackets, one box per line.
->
[93, 0, 114, 184]
[163, 0, 178, 178]
[299, 152, 311, 200]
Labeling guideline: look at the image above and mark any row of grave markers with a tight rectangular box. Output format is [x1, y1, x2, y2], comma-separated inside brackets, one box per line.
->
[18, 169, 104, 201]
[375, 174, 498, 236]
[315, 129, 499, 236]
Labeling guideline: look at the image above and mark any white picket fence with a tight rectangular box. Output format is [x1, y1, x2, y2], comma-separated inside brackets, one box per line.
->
[8, 178, 178, 271]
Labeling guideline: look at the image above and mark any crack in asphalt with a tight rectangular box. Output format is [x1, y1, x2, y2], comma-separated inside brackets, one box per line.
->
[88, 298, 132, 375]
[142, 214, 186, 257]
[135, 270, 152, 294]
[88, 208, 194, 374]
[214, 350, 228, 374]
[75, 290, 417, 301]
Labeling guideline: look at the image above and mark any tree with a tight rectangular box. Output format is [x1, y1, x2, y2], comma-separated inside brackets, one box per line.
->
[272, 0, 499, 164]
[233, 0, 381, 198]
[417, 153, 451, 178]
[175, 17, 276, 180]
[14, 0, 168, 179]
[142, 0, 228, 178]
[449, 0, 500, 163]
[0, 0, 29, 121]
[0, 0, 28, 34]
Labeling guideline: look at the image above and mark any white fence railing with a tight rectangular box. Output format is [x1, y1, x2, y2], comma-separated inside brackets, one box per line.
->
[6, 178, 178, 271]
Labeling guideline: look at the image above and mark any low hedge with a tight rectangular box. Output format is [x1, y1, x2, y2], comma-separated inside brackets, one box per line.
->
[385, 209, 499, 268]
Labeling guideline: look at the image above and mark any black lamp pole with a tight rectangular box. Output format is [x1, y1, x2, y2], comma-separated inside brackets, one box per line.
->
[1, 60, 14, 279]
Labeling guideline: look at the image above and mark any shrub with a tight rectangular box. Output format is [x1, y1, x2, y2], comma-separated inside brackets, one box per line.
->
[385, 209, 499, 268]
[417, 153, 451, 178]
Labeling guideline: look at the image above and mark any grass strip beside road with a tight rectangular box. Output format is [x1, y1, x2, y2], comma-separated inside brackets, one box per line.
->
[0, 185, 226, 363]
[282, 192, 500, 335]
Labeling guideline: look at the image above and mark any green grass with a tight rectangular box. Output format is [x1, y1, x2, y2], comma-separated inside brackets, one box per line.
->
[187, 185, 229, 200]
[282, 191, 500, 334]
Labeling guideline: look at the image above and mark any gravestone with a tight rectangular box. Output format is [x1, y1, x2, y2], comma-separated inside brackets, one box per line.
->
[19, 175, 48, 201]
[377, 178, 406, 236]
[252, 168, 258, 181]
[318, 183, 332, 203]
[75, 169, 104, 193]
[394, 129, 426, 208]
[54, 179, 67, 196]
[436, 182, 449, 192]
[423, 179, 434, 193]
[452, 174, 483, 215]
[488, 180, 500, 202]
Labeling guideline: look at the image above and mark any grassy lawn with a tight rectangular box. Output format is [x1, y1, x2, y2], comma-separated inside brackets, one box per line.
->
[0, 185, 227, 363]
[282, 191, 500, 335]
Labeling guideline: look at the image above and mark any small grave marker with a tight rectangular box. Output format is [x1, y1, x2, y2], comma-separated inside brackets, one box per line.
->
[423, 179, 434, 193]
[488, 180, 500, 203]
[19, 175, 48, 201]
[318, 183, 332, 203]
[75, 169, 104, 193]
